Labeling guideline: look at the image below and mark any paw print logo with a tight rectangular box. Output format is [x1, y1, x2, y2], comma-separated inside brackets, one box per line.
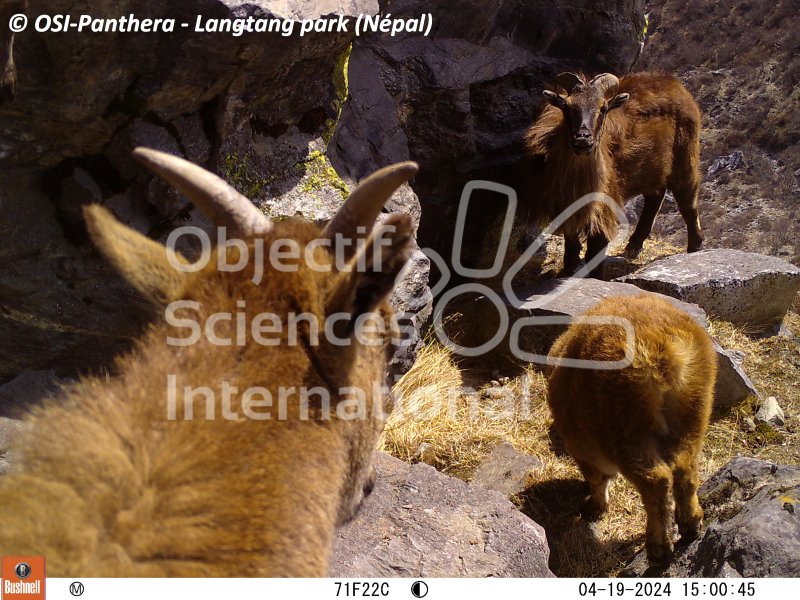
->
[420, 180, 634, 369]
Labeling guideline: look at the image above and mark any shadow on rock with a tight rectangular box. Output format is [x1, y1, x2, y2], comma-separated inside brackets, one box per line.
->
[519, 476, 642, 577]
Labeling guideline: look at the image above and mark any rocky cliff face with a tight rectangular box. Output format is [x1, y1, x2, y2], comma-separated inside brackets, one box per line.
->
[0, 0, 375, 381]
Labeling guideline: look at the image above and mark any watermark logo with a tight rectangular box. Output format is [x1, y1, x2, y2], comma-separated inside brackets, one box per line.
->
[423, 182, 634, 368]
[156, 180, 636, 423]
[1, 556, 44, 600]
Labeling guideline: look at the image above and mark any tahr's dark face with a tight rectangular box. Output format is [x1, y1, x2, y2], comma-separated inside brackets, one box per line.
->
[544, 84, 630, 155]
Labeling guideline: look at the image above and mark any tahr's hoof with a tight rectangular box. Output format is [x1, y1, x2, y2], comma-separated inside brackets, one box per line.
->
[579, 496, 606, 522]
[623, 244, 643, 259]
[678, 520, 702, 542]
[687, 241, 703, 253]
[646, 540, 674, 564]
[559, 262, 584, 277]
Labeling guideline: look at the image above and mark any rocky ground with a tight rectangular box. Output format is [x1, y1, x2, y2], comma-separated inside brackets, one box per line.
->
[639, 0, 800, 263]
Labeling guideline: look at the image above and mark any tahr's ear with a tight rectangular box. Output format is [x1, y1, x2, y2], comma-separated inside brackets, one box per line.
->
[608, 93, 630, 110]
[83, 205, 188, 305]
[543, 90, 567, 109]
[327, 213, 414, 321]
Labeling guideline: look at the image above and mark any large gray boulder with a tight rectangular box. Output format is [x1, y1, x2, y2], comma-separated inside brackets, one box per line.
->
[618, 250, 800, 334]
[623, 457, 800, 577]
[330, 452, 553, 577]
[470, 278, 759, 410]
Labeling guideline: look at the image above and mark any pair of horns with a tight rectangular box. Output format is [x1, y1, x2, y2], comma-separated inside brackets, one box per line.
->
[554, 72, 620, 96]
[132, 148, 418, 250]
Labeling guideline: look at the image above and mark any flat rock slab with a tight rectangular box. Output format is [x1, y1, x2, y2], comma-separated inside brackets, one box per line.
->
[474, 278, 759, 410]
[472, 441, 542, 497]
[330, 452, 553, 577]
[623, 457, 800, 577]
[617, 249, 800, 332]
[0, 417, 24, 476]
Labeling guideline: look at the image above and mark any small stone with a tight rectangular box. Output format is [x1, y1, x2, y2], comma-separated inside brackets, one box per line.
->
[728, 350, 746, 364]
[755, 396, 785, 428]
[472, 442, 542, 497]
[742, 417, 757, 432]
[484, 387, 507, 399]
[707, 150, 744, 177]
[414, 442, 436, 463]
[490, 380, 500, 387]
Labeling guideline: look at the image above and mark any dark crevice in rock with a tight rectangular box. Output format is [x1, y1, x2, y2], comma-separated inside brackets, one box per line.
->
[297, 107, 328, 134]
[146, 202, 195, 241]
[251, 117, 289, 138]
[198, 95, 224, 170]
[103, 78, 148, 119]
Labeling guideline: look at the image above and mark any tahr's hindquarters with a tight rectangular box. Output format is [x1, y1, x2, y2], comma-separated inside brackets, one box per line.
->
[547, 294, 717, 563]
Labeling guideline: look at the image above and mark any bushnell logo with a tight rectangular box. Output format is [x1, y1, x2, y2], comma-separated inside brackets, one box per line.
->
[13, 563, 30, 579]
[1, 556, 45, 599]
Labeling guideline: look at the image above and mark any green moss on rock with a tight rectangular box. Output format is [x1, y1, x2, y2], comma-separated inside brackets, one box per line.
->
[299, 150, 349, 199]
[222, 152, 276, 202]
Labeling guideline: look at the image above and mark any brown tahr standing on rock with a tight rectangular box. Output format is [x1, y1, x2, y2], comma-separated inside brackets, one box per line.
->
[524, 71, 704, 278]
[547, 294, 717, 563]
[0, 148, 417, 576]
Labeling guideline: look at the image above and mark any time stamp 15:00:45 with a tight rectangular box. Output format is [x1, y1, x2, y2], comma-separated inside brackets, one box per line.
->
[579, 581, 758, 598]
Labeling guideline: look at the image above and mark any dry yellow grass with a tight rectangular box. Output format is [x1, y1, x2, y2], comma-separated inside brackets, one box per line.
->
[382, 342, 550, 478]
[383, 238, 799, 577]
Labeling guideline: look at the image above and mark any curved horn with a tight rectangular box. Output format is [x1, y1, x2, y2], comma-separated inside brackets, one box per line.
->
[554, 72, 585, 95]
[132, 147, 273, 236]
[323, 161, 419, 258]
[589, 73, 620, 96]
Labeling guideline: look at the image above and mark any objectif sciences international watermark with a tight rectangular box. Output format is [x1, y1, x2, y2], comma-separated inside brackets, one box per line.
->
[8, 12, 433, 37]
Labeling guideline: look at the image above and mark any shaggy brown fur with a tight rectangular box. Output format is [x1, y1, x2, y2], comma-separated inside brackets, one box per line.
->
[0, 167, 414, 576]
[0, 1, 25, 103]
[524, 71, 703, 276]
[547, 294, 717, 563]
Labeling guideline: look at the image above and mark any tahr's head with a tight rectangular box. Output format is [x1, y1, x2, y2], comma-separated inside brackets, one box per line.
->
[543, 72, 630, 155]
[83, 148, 417, 523]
